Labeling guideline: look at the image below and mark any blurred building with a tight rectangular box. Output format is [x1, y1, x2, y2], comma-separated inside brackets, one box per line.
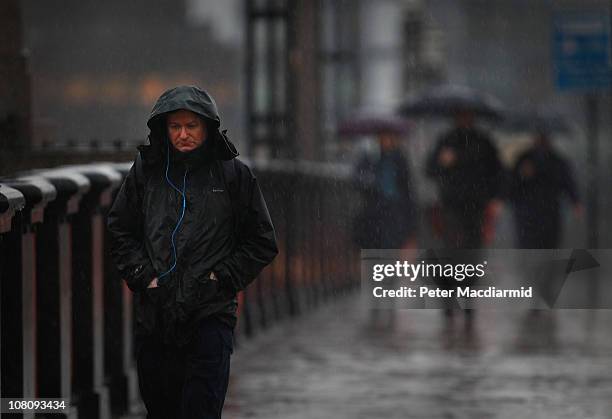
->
[245, 0, 444, 160]
[244, 0, 612, 249]
[246, 0, 611, 156]
[0, 0, 32, 151]
[21, 0, 243, 149]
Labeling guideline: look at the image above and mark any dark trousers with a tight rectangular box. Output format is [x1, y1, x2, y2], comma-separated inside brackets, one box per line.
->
[441, 206, 484, 249]
[514, 211, 561, 249]
[136, 316, 234, 419]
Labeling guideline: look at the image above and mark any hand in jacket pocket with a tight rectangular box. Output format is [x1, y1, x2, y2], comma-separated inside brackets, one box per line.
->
[196, 273, 219, 303]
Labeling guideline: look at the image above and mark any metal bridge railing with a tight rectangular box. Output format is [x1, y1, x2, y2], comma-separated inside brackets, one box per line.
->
[0, 158, 359, 419]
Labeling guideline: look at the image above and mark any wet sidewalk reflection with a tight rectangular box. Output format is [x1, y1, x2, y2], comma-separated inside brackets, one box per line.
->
[224, 296, 612, 418]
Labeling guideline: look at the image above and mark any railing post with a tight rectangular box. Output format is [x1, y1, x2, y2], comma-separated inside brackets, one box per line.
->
[66, 165, 122, 419]
[37, 169, 90, 419]
[284, 169, 299, 317]
[107, 161, 140, 415]
[0, 184, 26, 414]
[2, 176, 57, 419]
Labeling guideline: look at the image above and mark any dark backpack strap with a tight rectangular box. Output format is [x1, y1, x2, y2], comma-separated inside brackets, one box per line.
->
[134, 152, 144, 177]
[220, 158, 242, 236]
[134, 152, 145, 204]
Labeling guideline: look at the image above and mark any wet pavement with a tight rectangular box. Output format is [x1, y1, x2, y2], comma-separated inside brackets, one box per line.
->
[223, 295, 612, 419]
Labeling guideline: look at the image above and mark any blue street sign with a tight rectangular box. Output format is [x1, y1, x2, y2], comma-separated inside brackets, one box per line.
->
[553, 12, 612, 91]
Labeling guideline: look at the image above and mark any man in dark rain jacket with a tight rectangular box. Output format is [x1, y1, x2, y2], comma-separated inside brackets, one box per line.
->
[107, 85, 278, 419]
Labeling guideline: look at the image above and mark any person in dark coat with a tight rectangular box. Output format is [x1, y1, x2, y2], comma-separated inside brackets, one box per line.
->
[426, 111, 503, 326]
[508, 131, 582, 248]
[426, 111, 503, 249]
[107, 85, 278, 419]
[353, 132, 417, 249]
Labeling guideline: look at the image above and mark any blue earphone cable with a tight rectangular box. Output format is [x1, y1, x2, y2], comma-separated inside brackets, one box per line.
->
[158, 139, 188, 281]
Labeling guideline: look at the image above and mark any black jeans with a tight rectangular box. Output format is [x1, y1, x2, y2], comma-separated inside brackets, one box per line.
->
[441, 205, 484, 249]
[136, 316, 234, 419]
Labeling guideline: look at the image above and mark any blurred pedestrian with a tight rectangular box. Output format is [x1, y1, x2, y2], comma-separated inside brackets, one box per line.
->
[107, 85, 278, 418]
[426, 110, 503, 326]
[353, 132, 418, 249]
[352, 131, 417, 330]
[508, 131, 582, 248]
[426, 110, 503, 248]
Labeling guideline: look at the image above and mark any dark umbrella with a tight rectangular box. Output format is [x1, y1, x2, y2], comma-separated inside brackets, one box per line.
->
[397, 84, 505, 121]
[501, 108, 573, 135]
[337, 113, 411, 137]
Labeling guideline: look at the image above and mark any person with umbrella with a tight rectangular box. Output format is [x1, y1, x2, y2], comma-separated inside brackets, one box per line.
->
[508, 128, 583, 248]
[400, 85, 505, 327]
[400, 85, 505, 249]
[425, 109, 503, 249]
[340, 113, 418, 250]
[505, 114, 582, 328]
[340, 113, 417, 329]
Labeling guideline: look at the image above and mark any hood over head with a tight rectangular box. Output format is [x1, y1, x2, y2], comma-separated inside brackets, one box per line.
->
[138, 85, 239, 165]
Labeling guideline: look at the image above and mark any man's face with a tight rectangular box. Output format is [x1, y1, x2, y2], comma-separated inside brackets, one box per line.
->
[167, 109, 207, 152]
[379, 133, 401, 151]
[454, 110, 475, 129]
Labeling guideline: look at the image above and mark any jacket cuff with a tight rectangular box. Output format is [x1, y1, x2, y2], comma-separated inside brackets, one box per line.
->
[213, 263, 237, 293]
[126, 262, 156, 292]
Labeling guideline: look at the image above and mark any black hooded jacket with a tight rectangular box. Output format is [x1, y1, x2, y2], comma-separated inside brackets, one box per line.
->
[107, 86, 278, 344]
